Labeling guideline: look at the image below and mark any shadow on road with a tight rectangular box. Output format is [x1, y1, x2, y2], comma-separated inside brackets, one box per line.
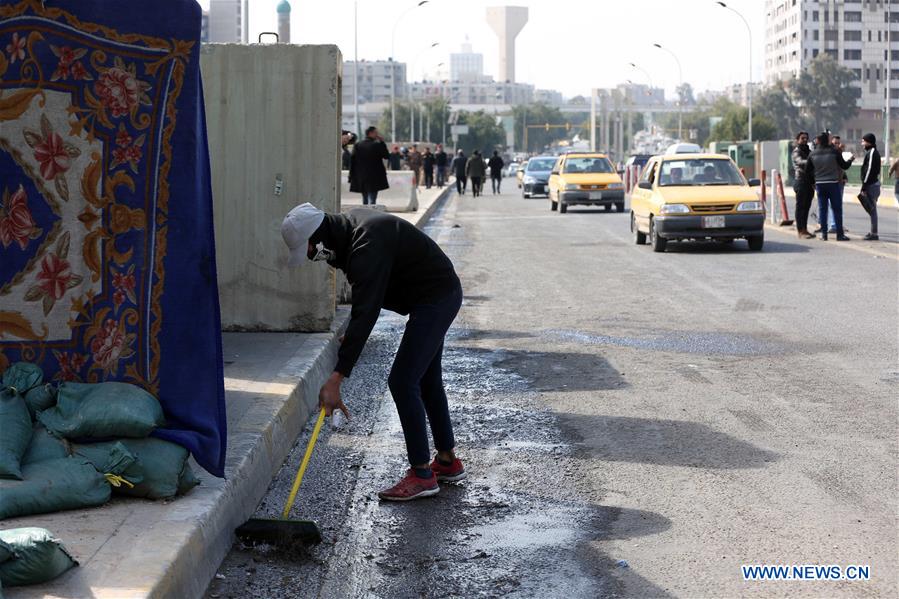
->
[663, 239, 812, 254]
[561, 414, 780, 470]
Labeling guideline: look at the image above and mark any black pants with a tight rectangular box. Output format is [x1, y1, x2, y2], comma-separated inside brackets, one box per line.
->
[491, 175, 502, 194]
[455, 175, 467, 194]
[388, 282, 463, 466]
[470, 177, 483, 197]
[424, 168, 434, 188]
[793, 184, 813, 232]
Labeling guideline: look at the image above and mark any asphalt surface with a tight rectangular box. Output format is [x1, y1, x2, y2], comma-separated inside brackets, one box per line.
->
[207, 182, 898, 598]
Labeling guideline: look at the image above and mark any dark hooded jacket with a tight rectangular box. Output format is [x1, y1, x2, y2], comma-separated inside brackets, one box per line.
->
[451, 153, 467, 177]
[349, 138, 390, 193]
[315, 210, 460, 377]
[791, 143, 812, 188]
[860, 145, 881, 189]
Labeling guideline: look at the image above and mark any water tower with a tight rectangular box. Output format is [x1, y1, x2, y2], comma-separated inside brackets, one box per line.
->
[277, 0, 291, 44]
[485, 6, 528, 83]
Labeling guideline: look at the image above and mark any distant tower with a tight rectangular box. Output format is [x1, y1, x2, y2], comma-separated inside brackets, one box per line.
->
[277, 0, 291, 44]
[485, 6, 528, 83]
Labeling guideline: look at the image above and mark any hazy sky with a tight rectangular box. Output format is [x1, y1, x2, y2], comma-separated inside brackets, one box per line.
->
[198, 0, 766, 98]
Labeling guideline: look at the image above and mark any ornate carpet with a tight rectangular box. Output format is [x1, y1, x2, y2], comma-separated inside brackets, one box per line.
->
[0, 0, 226, 477]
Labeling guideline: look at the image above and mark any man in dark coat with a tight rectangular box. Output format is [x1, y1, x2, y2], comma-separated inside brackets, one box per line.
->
[451, 149, 467, 195]
[858, 133, 882, 241]
[281, 203, 466, 501]
[349, 126, 389, 205]
[487, 150, 505, 195]
[466, 150, 487, 197]
[388, 145, 403, 171]
[791, 131, 815, 238]
[435, 144, 448, 188]
[422, 147, 435, 189]
[807, 132, 853, 241]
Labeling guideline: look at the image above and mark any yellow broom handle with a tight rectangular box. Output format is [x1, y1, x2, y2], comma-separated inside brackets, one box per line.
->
[282, 408, 326, 519]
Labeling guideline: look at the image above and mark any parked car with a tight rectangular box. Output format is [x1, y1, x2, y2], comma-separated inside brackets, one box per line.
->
[516, 160, 528, 188]
[521, 156, 557, 198]
[547, 153, 625, 213]
[624, 154, 653, 173]
[505, 162, 520, 177]
[664, 142, 703, 155]
[629, 153, 764, 252]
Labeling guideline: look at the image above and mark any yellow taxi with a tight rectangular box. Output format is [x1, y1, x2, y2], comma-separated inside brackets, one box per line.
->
[630, 153, 765, 252]
[547, 153, 625, 214]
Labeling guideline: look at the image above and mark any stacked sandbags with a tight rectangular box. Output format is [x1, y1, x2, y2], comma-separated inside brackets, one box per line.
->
[0, 362, 200, 522]
[0, 528, 77, 587]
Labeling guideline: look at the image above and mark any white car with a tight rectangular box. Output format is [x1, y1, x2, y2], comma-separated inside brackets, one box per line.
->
[505, 162, 520, 177]
[664, 142, 703, 155]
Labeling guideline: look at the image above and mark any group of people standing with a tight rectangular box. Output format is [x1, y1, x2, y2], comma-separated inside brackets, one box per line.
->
[345, 126, 510, 204]
[791, 131, 883, 241]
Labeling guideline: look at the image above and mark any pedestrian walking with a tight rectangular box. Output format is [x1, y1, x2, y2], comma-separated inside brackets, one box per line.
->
[341, 130, 356, 171]
[349, 126, 389, 206]
[435, 144, 448, 188]
[791, 131, 816, 239]
[423, 147, 435, 189]
[466, 150, 487, 197]
[488, 151, 505, 195]
[281, 203, 466, 501]
[889, 156, 899, 202]
[807, 132, 853, 241]
[858, 133, 881, 241]
[388, 145, 403, 171]
[407, 144, 423, 188]
[452, 149, 467, 195]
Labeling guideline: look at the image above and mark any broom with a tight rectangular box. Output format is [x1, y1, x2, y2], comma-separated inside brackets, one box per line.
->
[235, 408, 326, 547]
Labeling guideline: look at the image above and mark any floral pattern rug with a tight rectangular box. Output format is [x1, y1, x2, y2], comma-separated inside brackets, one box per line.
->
[0, 0, 226, 477]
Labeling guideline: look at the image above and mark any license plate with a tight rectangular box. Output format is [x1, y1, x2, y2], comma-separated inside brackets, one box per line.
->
[702, 215, 726, 228]
[589, 191, 603, 200]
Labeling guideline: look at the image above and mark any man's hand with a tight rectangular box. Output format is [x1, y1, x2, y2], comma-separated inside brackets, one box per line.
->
[319, 372, 349, 418]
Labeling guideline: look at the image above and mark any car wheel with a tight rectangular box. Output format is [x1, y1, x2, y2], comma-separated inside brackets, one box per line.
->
[616, 202, 625, 213]
[747, 235, 764, 251]
[559, 202, 568, 214]
[650, 218, 667, 252]
[604, 204, 612, 212]
[632, 212, 646, 245]
[523, 192, 530, 199]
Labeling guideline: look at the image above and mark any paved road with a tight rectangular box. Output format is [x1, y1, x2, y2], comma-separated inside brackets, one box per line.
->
[208, 185, 898, 598]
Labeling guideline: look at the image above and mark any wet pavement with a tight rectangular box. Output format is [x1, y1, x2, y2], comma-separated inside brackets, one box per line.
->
[207, 188, 898, 598]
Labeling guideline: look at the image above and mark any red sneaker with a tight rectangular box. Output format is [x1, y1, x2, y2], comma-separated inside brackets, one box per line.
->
[429, 457, 467, 482]
[377, 469, 439, 501]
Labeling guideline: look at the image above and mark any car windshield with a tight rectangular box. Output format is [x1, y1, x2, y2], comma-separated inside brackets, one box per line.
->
[527, 158, 556, 172]
[658, 159, 744, 187]
[563, 157, 614, 174]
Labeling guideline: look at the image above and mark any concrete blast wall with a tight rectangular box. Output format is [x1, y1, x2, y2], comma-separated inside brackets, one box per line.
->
[201, 44, 342, 332]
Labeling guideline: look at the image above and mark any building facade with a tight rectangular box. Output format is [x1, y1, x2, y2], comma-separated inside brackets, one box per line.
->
[208, 0, 242, 44]
[765, 0, 898, 113]
[450, 40, 484, 82]
[342, 60, 407, 107]
[410, 79, 535, 107]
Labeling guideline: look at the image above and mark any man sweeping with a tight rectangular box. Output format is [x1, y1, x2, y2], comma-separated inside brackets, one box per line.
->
[281, 203, 466, 501]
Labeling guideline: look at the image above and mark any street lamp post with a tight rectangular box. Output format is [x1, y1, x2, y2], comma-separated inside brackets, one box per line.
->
[408, 42, 439, 143]
[716, 1, 753, 142]
[629, 63, 655, 141]
[390, 1, 429, 143]
[653, 43, 684, 141]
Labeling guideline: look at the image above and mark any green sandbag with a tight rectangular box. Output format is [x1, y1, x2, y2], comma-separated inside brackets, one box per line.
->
[74, 438, 198, 499]
[0, 459, 111, 520]
[0, 528, 77, 587]
[0, 363, 43, 395]
[38, 382, 165, 440]
[71, 441, 142, 487]
[0, 390, 32, 480]
[0, 539, 13, 563]
[23, 384, 56, 421]
[21, 426, 70, 466]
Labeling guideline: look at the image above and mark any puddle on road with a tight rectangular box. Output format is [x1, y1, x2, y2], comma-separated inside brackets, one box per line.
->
[545, 328, 784, 356]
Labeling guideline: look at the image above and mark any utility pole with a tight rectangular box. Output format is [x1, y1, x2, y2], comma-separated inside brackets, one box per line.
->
[590, 89, 597, 152]
[886, 4, 892, 162]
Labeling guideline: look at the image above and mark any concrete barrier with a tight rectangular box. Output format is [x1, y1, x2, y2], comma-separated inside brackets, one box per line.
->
[202, 44, 342, 332]
[341, 170, 419, 212]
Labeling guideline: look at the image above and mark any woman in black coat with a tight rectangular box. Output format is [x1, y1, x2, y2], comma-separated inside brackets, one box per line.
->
[350, 126, 390, 205]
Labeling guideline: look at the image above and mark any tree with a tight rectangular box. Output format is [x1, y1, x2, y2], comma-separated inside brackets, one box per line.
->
[676, 83, 695, 107]
[755, 82, 804, 139]
[455, 110, 506, 155]
[791, 54, 859, 134]
[511, 103, 569, 153]
[377, 96, 451, 145]
[709, 105, 777, 142]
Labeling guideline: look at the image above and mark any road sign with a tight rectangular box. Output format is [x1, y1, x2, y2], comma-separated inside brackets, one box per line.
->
[451, 125, 469, 136]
